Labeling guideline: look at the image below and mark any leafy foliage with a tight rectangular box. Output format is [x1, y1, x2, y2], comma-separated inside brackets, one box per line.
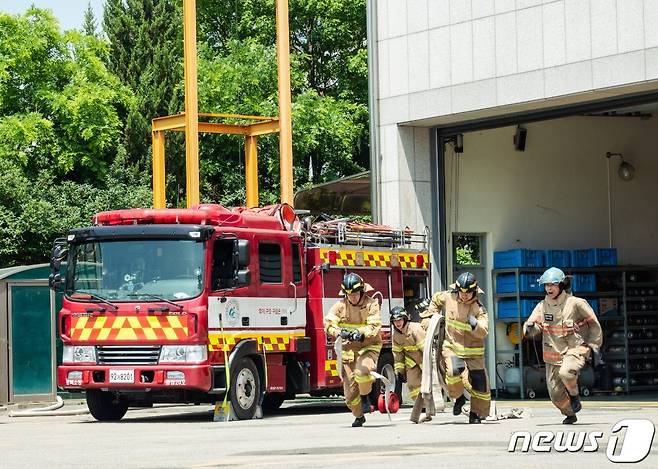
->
[193, 0, 369, 205]
[0, 1, 369, 266]
[0, 9, 143, 266]
[103, 0, 183, 168]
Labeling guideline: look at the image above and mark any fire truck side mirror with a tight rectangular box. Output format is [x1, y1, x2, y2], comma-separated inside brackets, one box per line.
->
[236, 269, 251, 287]
[49, 239, 68, 292]
[48, 272, 62, 290]
[236, 239, 250, 268]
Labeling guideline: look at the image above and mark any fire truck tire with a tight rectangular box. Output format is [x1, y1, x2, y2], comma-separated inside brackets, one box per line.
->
[261, 393, 286, 412]
[230, 356, 261, 420]
[85, 390, 128, 421]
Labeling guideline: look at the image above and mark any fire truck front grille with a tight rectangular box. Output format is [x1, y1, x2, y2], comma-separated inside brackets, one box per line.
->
[96, 345, 161, 365]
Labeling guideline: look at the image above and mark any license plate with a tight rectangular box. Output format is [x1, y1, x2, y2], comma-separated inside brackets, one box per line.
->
[109, 369, 134, 383]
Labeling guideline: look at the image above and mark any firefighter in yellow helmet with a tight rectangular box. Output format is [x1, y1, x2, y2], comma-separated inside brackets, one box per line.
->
[523, 267, 603, 424]
[390, 306, 426, 422]
[324, 273, 382, 427]
[422, 272, 490, 423]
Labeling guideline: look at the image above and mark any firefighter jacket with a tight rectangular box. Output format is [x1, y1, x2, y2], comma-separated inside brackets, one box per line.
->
[324, 293, 382, 362]
[421, 286, 488, 357]
[525, 291, 603, 365]
[392, 321, 426, 373]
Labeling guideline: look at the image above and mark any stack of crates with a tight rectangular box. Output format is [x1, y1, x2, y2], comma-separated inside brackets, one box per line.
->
[544, 250, 571, 267]
[497, 298, 541, 319]
[572, 274, 596, 292]
[494, 249, 545, 319]
[494, 248, 617, 319]
[494, 249, 545, 269]
[571, 248, 618, 267]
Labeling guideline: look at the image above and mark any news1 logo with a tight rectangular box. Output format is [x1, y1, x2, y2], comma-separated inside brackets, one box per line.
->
[508, 419, 655, 463]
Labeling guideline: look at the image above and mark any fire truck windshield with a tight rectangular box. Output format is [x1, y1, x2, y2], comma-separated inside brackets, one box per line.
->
[68, 239, 205, 301]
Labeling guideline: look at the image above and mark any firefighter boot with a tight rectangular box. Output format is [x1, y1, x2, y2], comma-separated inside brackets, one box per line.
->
[469, 411, 482, 424]
[569, 395, 582, 414]
[352, 416, 366, 427]
[563, 415, 578, 425]
[360, 395, 372, 415]
[452, 395, 466, 416]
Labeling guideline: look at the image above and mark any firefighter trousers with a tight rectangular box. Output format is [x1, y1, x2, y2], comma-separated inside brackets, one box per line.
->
[405, 365, 422, 400]
[342, 350, 379, 417]
[442, 348, 491, 418]
[546, 346, 589, 416]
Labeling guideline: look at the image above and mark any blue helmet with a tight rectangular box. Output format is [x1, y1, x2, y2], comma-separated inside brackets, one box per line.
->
[538, 267, 565, 285]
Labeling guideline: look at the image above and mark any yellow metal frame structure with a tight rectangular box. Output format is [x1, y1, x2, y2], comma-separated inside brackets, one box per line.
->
[152, 0, 293, 209]
[151, 113, 279, 208]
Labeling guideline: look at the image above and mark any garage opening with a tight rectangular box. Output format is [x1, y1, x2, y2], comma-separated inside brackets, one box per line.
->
[433, 92, 658, 399]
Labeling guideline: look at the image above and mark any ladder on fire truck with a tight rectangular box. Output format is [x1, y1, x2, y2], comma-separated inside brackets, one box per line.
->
[304, 218, 430, 251]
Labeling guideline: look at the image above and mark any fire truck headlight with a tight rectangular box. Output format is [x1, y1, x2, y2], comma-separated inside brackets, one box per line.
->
[159, 345, 207, 364]
[185, 345, 207, 363]
[63, 345, 96, 364]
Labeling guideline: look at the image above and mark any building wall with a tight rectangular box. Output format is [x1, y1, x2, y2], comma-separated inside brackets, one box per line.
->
[376, 0, 658, 125]
[373, 0, 658, 238]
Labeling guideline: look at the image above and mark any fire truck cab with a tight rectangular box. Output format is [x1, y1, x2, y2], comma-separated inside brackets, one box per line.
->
[50, 203, 430, 421]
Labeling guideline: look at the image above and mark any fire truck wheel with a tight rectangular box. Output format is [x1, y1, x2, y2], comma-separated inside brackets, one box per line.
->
[230, 356, 261, 420]
[261, 393, 286, 412]
[86, 390, 129, 421]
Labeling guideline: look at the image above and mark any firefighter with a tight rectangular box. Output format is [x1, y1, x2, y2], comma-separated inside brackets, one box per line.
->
[423, 272, 490, 423]
[324, 272, 382, 427]
[390, 306, 426, 422]
[523, 267, 603, 424]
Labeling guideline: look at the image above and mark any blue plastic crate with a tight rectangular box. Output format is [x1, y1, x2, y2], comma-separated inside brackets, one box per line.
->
[494, 249, 545, 268]
[594, 248, 617, 266]
[572, 248, 618, 267]
[496, 274, 543, 293]
[497, 299, 541, 319]
[587, 299, 599, 314]
[573, 274, 596, 292]
[544, 250, 571, 268]
[571, 249, 595, 267]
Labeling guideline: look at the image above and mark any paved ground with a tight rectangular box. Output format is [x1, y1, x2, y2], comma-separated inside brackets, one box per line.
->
[1, 397, 657, 469]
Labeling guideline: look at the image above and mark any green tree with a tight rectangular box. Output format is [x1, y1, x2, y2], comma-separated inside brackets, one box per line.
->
[195, 39, 364, 207]
[197, 0, 368, 103]
[103, 0, 183, 169]
[194, 0, 369, 199]
[0, 8, 145, 266]
[83, 2, 98, 37]
[0, 8, 133, 179]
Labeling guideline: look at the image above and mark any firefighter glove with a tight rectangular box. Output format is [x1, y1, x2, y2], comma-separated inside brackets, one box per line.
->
[396, 372, 407, 384]
[523, 321, 540, 339]
[349, 330, 365, 342]
[468, 314, 477, 329]
[339, 328, 353, 339]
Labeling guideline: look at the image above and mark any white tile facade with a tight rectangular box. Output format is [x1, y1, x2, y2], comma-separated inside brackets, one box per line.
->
[373, 0, 658, 232]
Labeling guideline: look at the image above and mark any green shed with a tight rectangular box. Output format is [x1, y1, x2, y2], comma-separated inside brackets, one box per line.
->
[0, 264, 60, 405]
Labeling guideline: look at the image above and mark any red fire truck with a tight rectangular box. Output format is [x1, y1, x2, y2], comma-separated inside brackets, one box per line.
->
[49, 203, 430, 421]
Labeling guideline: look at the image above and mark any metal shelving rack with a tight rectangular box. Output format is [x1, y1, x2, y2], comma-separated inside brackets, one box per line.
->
[492, 266, 658, 398]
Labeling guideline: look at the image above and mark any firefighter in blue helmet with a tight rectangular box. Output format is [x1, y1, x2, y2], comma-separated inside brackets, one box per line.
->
[324, 273, 382, 427]
[523, 267, 603, 424]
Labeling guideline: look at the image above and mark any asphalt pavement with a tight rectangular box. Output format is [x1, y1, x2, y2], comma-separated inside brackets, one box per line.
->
[1, 397, 657, 469]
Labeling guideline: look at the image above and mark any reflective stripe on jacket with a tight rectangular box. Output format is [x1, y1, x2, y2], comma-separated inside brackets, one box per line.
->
[392, 321, 426, 372]
[526, 292, 603, 365]
[422, 289, 488, 358]
[324, 294, 382, 361]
